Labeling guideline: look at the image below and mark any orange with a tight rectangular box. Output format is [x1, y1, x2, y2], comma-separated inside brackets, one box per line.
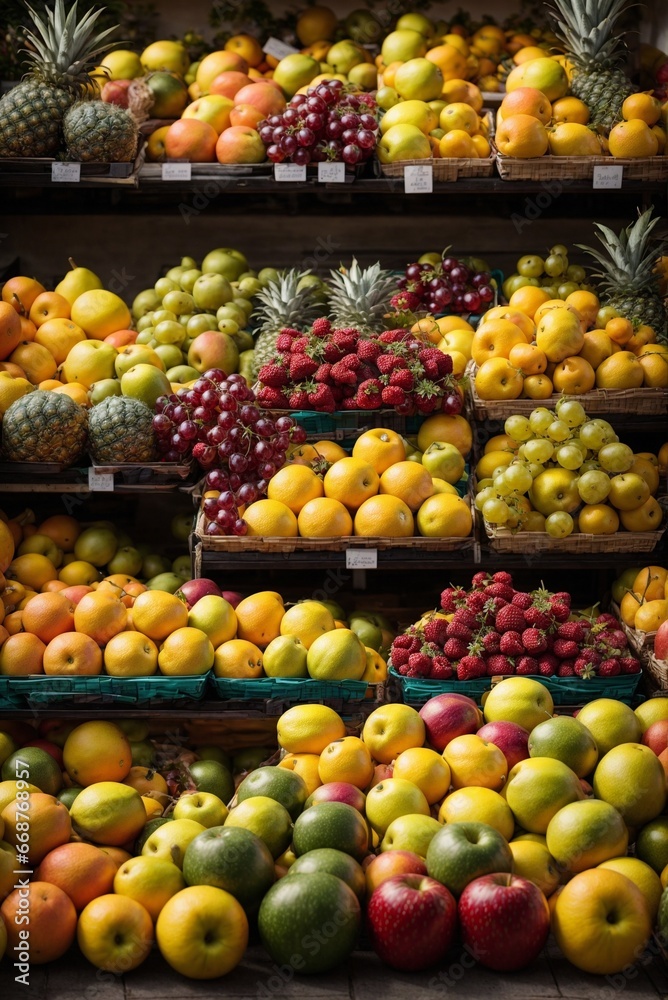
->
[287, 443, 320, 466]
[225, 33, 263, 67]
[58, 560, 100, 586]
[522, 375, 554, 400]
[97, 847, 133, 870]
[324, 457, 379, 509]
[54, 382, 89, 407]
[605, 317, 634, 345]
[158, 627, 215, 676]
[633, 567, 668, 602]
[244, 498, 299, 537]
[2, 611, 25, 636]
[266, 464, 324, 514]
[579, 330, 613, 369]
[608, 119, 659, 157]
[440, 102, 479, 135]
[482, 307, 535, 340]
[123, 766, 170, 803]
[441, 78, 483, 111]
[213, 638, 263, 677]
[34, 318, 86, 365]
[318, 736, 374, 788]
[77, 894, 154, 973]
[551, 96, 590, 124]
[551, 356, 596, 394]
[297, 497, 353, 538]
[442, 734, 508, 790]
[43, 631, 103, 675]
[234, 591, 284, 647]
[471, 134, 491, 157]
[566, 290, 600, 328]
[2, 792, 71, 864]
[628, 456, 660, 495]
[508, 342, 547, 374]
[73, 590, 127, 645]
[0, 631, 45, 675]
[354, 494, 414, 537]
[595, 351, 644, 390]
[352, 428, 406, 474]
[425, 43, 467, 81]
[496, 113, 549, 157]
[8, 341, 57, 383]
[392, 747, 451, 804]
[439, 130, 478, 157]
[620, 590, 643, 628]
[634, 600, 668, 632]
[578, 504, 619, 535]
[63, 720, 132, 785]
[21, 590, 75, 642]
[484, 434, 519, 454]
[35, 842, 117, 910]
[6, 552, 57, 590]
[131, 590, 188, 642]
[28, 291, 70, 327]
[622, 92, 662, 126]
[416, 493, 472, 537]
[472, 319, 526, 365]
[534, 299, 581, 326]
[475, 357, 524, 400]
[1, 881, 76, 963]
[417, 413, 472, 456]
[41, 579, 68, 593]
[2, 275, 46, 314]
[378, 461, 434, 512]
[536, 308, 585, 362]
[499, 86, 552, 124]
[620, 497, 663, 532]
[277, 753, 321, 796]
[312, 440, 347, 463]
[513, 45, 549, 65]
[659, 442, 668, 473]
[638, 344, 668, 387]
[548, 122, 602, 156]
[103, 630, 158, 676]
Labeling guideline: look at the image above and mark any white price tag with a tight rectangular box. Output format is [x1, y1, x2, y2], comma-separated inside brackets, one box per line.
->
[162, 161, 192, 181]
[404, 164, 433, 194]
[346, 549, 378, 570]
[592, 165, 623, 189]
[318, 161, 346, 184]
[51, 162, 81, 183]
[88, 468, 114, 492]
[274, 163, 307, 182]
[263, 37, 299, 59]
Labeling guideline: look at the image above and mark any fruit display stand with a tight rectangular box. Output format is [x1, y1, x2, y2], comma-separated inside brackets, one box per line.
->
[494, 150, 668, 182]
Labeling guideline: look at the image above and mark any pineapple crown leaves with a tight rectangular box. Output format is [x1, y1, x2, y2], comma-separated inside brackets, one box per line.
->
[576, 208, 668, 289]
[23, 0, 120, 85]
[254, 268, 321, 335]
[548, 0, 632, 62]
[328, 257, 397, 334]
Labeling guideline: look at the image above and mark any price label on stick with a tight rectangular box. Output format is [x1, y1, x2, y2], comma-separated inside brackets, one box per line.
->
[404, 164, 433, 194]
[88, 468, 114, 492]
[346, 549, 378, 569]
[592, 165, 623, 189]
[274, 163, 307, 182]
[318, 161, 346, 183]
[51, 162, 80, 182]
[263, 37, 299, 59]
[162, 162, 192, 181]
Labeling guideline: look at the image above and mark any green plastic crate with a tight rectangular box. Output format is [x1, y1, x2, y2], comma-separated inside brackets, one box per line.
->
[0, 679, 23, 710]
[389, 667, 491, 706]
[292, 410, 424, 438]
[211, 675, 369, 704]
[8, 673, 210, 706]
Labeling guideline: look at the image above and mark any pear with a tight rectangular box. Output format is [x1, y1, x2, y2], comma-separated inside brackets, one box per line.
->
[55, 258, 103, 306]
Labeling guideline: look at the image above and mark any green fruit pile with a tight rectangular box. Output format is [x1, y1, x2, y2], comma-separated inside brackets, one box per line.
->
[502, 244, 595, 301]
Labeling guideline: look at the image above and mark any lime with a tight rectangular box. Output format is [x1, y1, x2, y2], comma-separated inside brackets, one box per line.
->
[528, 716, 599, 777]
[1, 747, 62, 796]
[636, 817, 668, 874]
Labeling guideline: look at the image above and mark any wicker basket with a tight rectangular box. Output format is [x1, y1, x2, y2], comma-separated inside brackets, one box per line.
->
[379, 154, 495, 181]
[495, 151, 668, 182]
[610, 601, 659, 658]
[479, 506, 667, 554]
[467, 364, 668, 420]
[644, 650, 668, 692]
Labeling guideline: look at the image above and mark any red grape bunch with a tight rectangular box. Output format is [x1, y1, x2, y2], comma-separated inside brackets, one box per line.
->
[153, 370, 307, 537]
[393, 255, 496, 316]
[258, 79, 380, 167]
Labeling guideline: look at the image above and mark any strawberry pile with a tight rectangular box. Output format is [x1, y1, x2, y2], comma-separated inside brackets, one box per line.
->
[255, 319, 463, 415]
[390, 571, 642, 681]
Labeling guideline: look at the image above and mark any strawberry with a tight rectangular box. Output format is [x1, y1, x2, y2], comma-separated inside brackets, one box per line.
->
[329, 361, 358, 385]
[323, 342, 345, 363]
[430, 658, 454, 680]
[446, 621, 473, 643]
[443, 637, 468, 660]
[379, 329, 408, 344]
[341, 397, 359, 410]
[620, 657, 641, 674]
[391, 647, 410, 667]
[423, 618, 449, 646]
[466, 591, 488, 613]
[394, 634, 421, 653]
[596, 613, 619, 630]
[258, 362, 288, 387]
[440, 587, 465, 612]
[415, 396, 438, 414]
[418, 348, 443, 378]
[500, 632, 524, 656]
[556, 622, 585, 643]
[357, 340, 382, 362]
[332, 330, 358, 352]
[492, 572, 513, 586]
[524, 607, 552, 630]
[397, 662, 410, 675]
[550, 602, 570, 623]
[408, 652, 432, 677]
[276, 332, 296, 353]
[472, 572, 490, 589]
[516, 655, 539, 675]
[521, 628, 548, 655]
[311, 317, 331, 337]
[605, 630, 628, 650]
[482, 631, 501, 653]
[314, 362, 333, 383]
[256, 387, 290, 409]
[574, 658, 596, 678]
[552, 591, 571, 607]
[288, 389, 309, 409]
[339, 353, 361, 371]
[458, 655, 487, 680]
[376, 354, 404, 374]
[389, 369, 415, 390]
[557, 661, 576, 677]
[452, 608, 478, 629]
[511, 592, 533, 610]
[598, 658, 621, 677]
[307, 384, 336, 412]
[289, 354, 318, 380]
[538, 653, 559, 675]
[487, 654, 513, 676]
[485, 582, 515, 602]
[381, 386, 406, 407]
[495, 605, 527, 633]
[391, 290, 422, 311]
[356, 378, 383, 409]
[290, 337, 310, 354]
[553, 638, 579, 659]
[581, 648, 602, 666]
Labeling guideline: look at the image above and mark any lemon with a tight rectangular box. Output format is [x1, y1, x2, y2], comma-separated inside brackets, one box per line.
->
[593, 744, 666, 826]
[509, 840, 560, 896]
[277, 705, 345, 755]
[598, 857, 662, 920]
[575, 699, 642, 757]
[391, 748, 450, 804]
[528, 716, 598, 777]
[318, 737, 374, 789]
[636, 697, 668, 733]
[438, 786, 514, 841]
[71, 781, 147, 846]
[546, 799, 628, 872]
[278, 754, 322, 796]
[482, 676, 554, 732]
[442, 734, 507, 791]
[502, 758, 584, 834]
[306, 629, 366, 681]
[279, 601, 336, 650]
[362, 704, 425, 764]
[114, 856, 185, 921]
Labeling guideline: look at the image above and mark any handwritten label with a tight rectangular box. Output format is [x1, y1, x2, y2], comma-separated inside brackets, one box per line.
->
[51, 162, 81, 183]
[88, 469, 114, 492]
[318, 161, 346, 183]
[592, 165, 623, 189]
[346, 549, 378, 569]
[274, 163, 307, 182]
[263, 37, 299, 60]
[404, 164, 433, 194]
[162, 162, 192, 181]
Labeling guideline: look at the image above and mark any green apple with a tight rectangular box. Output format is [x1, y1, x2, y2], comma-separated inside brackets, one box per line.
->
[130, 740, 156, 768]
[166, 265, 187, 284]
[154, 344, 184, 370]
[376, 86, 400, 110]
[136, 313, 156, 332]
[115, 345, 165, 379]
[181, 256, 198, 269]
[89, 378, 121, 404]
[237, 277, 262, 298]
[179, 268, 202, 293]
[115, 530, 134, 548]
[258, 267, 279, 286]
[132, 288, 161, 319]
[263, 635, 308, 678]
[216, 303, 247, 327]
[192, 274, 234, 311]
[178, 314, 193, 327]
[166, 364, 199, 384]
[141, 553, 171, 578]
[348, 616, 383, 652]
[120, 363, 172, 409]
[171, 514, 192, 542]
[217, 319, 239, 336]
[135, 329, 154, 345]
[146, 571, 184, 593]
[141, 817, 206, 868]
[186, 314, 218, 337]
[233, 297, 253, 318]
[154, 320, 186, 346]
[162, 290, 195, 316]
[426, 821, 513, 896]
[172, 554, 192, 579]
[200, 249, 247, 282]
[350, 610, 392, 631]
[18, 533, 62, 566]
[422, 442, 466, 484]
[107, 546, 143, 577]
[380, 814, 442, 858]
[154, 277, 180, 298]
[232, 330, 254, 353]
[378, 123, 431, 163]
[173, 791, 228, 829]
[152, 309, 177, 325]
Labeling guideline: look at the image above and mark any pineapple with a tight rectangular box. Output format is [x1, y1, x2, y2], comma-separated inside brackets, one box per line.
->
[328, 258, 397, 334]
[252, 270, 322, 374]
[2, 391, 87, 466]
[549, 0, 634, 130]
[577, 208, 668, 341]
[88, 397, 156, 464]
[0, 0, 118, 158]
[63, 100, 138, 162]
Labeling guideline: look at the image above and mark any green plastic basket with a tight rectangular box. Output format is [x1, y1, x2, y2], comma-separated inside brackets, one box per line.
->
[8, 673, 211, 706]
[389, 667, 491, 706]
[292, 410, 424, 438]
[211, 675, 370, 705]
[0, 679, 23, 710]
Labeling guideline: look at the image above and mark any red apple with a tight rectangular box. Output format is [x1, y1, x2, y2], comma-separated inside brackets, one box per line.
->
[187, 330, 239, 376]
[367, 874, 458, 971]
[21, 739, 63, 768]
[643, 719, 668, 756]
[101, 79, 132, 107]
[305, 782, 366, 813]
[655, 620, 668, 662]
[458, 873, 550, 971]
[175, 578, 222, 609]
[477, 721, 530, 771]
[365, 851, 428, 896]
[221, 590, 244, 609]
[419, 693, 482, 753]
[367, 763, 393, 789]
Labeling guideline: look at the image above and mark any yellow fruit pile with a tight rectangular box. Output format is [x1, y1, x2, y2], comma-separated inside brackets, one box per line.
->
[377, 84, 491, 163]
[201, 423, 473, 540]
[473, 293, 664, 403]
[615, 565, 668, 634]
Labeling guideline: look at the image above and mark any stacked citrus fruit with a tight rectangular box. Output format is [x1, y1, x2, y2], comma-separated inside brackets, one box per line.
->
[3, 683, 668, 978]
[613, 564, 668, 635]
[201, 422, 473, 540]
[474, 401, 665, 538]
